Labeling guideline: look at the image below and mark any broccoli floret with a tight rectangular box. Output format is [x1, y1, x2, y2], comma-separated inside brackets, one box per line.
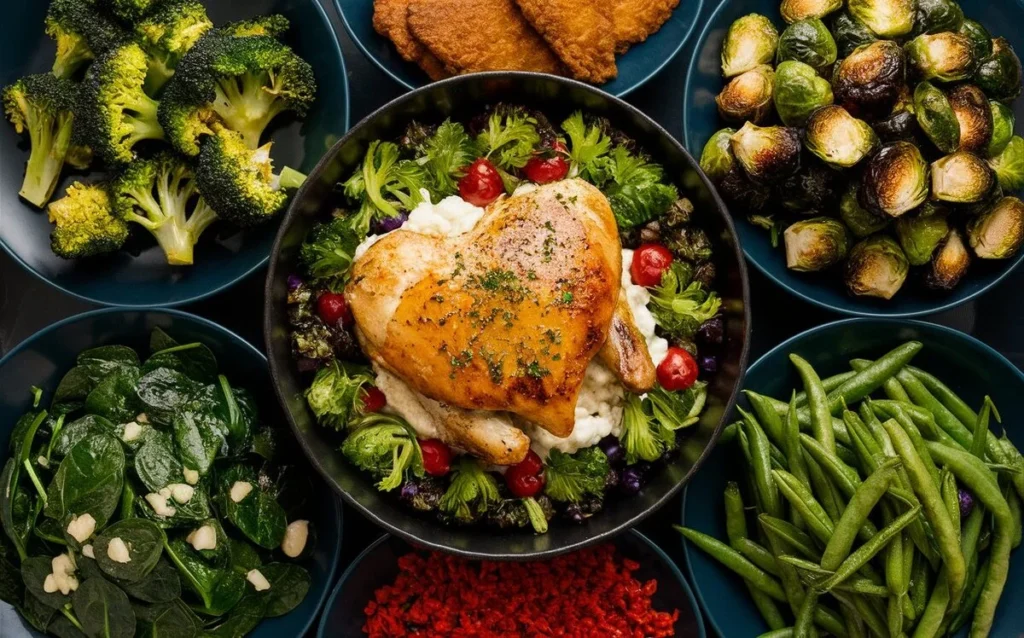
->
[220, 15, 291, 38]
[97, 0, 160, 22]
[45, 0, 129, 79]
[109, 152, 218, 265]
[304, 360, 374, 430]
[341, 414, 424, 491]
[160, 33, 316, 154]
[620, 394, 669, 464]
[195, 127, 305, 227]
[342, 140, 428, 235]
[77, 43, 166, 165]
[440, 458, 500, 523]
[299, 216, 363, 291]
[2, 74, 78, 207]
[47, 181, 129, 258]
[543, 447, 610, 503]
[136, 0, 213, 94]
[649, 263, 722, 343]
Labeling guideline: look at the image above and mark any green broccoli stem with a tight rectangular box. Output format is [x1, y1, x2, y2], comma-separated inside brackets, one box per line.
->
[125, 94, 166, 146]
[51, 35, 93, 80]
[20, 111, 73, 207]
[144, 57, 176, 96]
[213, 72, 288, 148]
[277, 166, 307, 191]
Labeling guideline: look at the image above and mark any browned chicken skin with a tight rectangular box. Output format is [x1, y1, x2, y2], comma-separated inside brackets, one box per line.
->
[598, 297, 657, 393]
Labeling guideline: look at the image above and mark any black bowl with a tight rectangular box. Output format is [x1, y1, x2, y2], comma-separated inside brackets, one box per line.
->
[264, 72, 751, 559]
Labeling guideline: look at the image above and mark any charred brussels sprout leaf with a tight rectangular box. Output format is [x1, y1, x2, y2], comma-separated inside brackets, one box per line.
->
[986, 101, 1015, 158]
[912, 0, 964, 36]
[716, 65, 775, 124]
[833, 11, 877, 58]
[782, 0, 842, 23]
[699, 128, 738, 181]
[730, 123, 802, 184]
[875, 85, 919, 142]
[895, 204, 950, 265]
[845, 235, 910, 299]
[931, 151, 997, 203]
[777, 160, 840, 214]
[833, 41, 907, 119]
[776, 19, 838, 74]
[722, 14, 779, 77]
[841, 183, 891, 237]
[718, 170, 773, 212]
[976, 38, 1023, 101]
[848, 0, 915, 37]
[774, 60, 834, 126]
[914, 81, 960, 153]
[860, 142, 930, 217]
[905, 33, 979, 83]
[968, 196, 1024, 258]
[948, 84, 994, 153]
[958, 20, 993, 61]
[784, 217, 850, 271]
[805, 105, 878, 167]
[926, 227, 971, 289]
[988, 135, 1024, 191]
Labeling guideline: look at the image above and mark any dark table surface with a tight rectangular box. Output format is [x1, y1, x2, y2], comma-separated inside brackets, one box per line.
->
[2, 1, 1023, 636]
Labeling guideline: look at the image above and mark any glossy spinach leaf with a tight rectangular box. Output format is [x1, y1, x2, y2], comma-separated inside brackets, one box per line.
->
[217, 466, 287, 550]
[35, 517, 68, 547]
[45, 433, 125, 530]
[227, 539, 262, 573]
[149, 329, 178, 354]
[47, 610, 87, 638]
[204, 592, 264, 638]
[72, 577, 136, 638]
[187, 518, 230, 567]
[259, 563, 310, 618]
[19, 590, 58, 631]
[77, 556, 106, 582]
[213, 377, 255, 451]
[134, 432, 183, 493]
[79, 346, 140, 371]
[119, 481, 137, 520]
[134, 598, 202, 638]
[0, 552, 24, 607]
[137, 487, 212, 528]
[21, 555, 71, 610]
[173, 411, 228, 477]
[94, 519, 165, 582]
[119, 558, 181, 604]
[246, 426, 277, 462]
[1, 458, 36, 560]
[84, 367, 141, 424]
[135, 369, 201, 427]
[143, 342, 219, 385]
[52, 346, 140, 415]
[163, 539, 245, 616]
[51, 416, 119, 462]
[51, 367, 93, 415]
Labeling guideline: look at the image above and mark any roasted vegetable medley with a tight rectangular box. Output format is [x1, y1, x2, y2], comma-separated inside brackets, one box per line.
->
[701, 1, 1024, 300]
[679, 341, 1024, 637]
[2, 0, 314, 265]
[0, 329, 314, 637]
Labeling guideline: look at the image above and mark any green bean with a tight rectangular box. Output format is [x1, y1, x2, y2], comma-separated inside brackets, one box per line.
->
[871, 398, 961, 449]
[780, 395, 811, 531]
[820, 505, 921, 591]
[821, 458, 900, 570]
[794, 370, 858, 407]
[913, 570, 950, 638]
[777, 555, 833, 580]
[940, 468, 961, 542]
[747, 390, 786, 447]
[800, 434, 861, 491]
[763, 519, 810, 616]
[884, 404, 943, 488]
[758, 630, 794, 638]
[883, 421, 966, 607]
[949, 559, 990, 634]
[836, 580, 893, 597]
[759, 515, 821, 561]
[772, 469, 835, 546]
[746, 393, 853, 446]
[910, 554, 930, 619]
[725, 482, 748, 546]
[847, 357, 913, 402]
[791, 354, 836, 454]
[1006, 485, 1022, 549]
[823, 342, 923, 415]
[803, 452, 844, 525]
[844, 409, 881, 474]
[841, 607, 867, 638]
[736, 538, 781, 577]
[794, 590, 818, 638]
[742, 408, 784, 519]
[676, 526, 788, 601]
[906, 365, 978, 426]
[753, 591, 789, 631]
[901, 530, 914, 595]
[887, 595, 903, 638]
[833, 591, 888, 638]
[970, 396, 995, 459]
[813, 608, 849, 638]
[885, 514, 905, 598]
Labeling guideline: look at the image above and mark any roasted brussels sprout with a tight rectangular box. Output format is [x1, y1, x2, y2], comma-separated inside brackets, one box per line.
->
[976, 38, 1023, 101]
[832, 11, 878, 58]
[701, 129, 773, 211]
[931, 151, 997, 203]
[967, 196, 1024, 259]
[776, 19, 838, 74]
[716, 65, 775, 124]
[784, 217, 851, 271]
[774, 60, 834, 126]
[731, 122, 803, 184]
[926, 227, 971, 289]
[985, 101, 1015, 157]
[958, 19, 993, 61]
[912, 0, 964, 36]
[781, 0, 843, 23]
[860, 142, 931, 217]
[894, 204, 950, 265]
[840, 182, 891, 237]
[875, 85, 919, 143]
[718, 170, 774, 212]
[988, 135, 1024, 191]
[947, 84, 993, 153]
[844, 235, 910, 299]
[833, 41, 907, 119]
[805, 104, 878, 167]
[848, 0, 915, 38]
[905, 33, 979, 83]
[914, 81, 960, 153]
[777, 160, 841, 214]
[722, 14, 780, 78]
[699, 128, 738, 182]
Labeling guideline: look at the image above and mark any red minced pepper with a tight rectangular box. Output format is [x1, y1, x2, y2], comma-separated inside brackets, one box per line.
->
[363, 544, 679, 637]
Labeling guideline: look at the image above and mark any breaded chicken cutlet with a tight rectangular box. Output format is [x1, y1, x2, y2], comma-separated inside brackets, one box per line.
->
[513, 0, 618, 83]
[373, 0, 448, 80]
[407, 0, 564, 76]
[609, 0, 681, 53]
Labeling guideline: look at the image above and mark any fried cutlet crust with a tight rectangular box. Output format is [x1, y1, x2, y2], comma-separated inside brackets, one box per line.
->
[514, 0, 617, 83]
[373, 0, 449, 80]
[407, 0, 564, 75]
[609, 0, 680, 53]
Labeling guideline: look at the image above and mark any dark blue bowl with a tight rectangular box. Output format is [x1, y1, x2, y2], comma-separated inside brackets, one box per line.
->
[0, 308, 343, 638]
[681, 318, 1024, 636]
[681, 0, 1024, 318]
[317, 530, 705, 637]
[335, 0, 703, 97]
[0, 1, 349, 308]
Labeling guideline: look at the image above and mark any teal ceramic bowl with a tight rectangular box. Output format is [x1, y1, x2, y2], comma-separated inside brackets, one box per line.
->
[681, 1, 1024, 318]
[680, 318, 1024, 636]
[335, 0, 703, 97]
[318, 530, 705, 636]
[0, 1, 349, 308]
[0, 308, 342, 638]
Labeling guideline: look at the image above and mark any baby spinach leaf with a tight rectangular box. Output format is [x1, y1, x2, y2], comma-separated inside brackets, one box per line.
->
[1, 458, 36, 560]
[163, 539, 244, 616]
[134, 433, 182, 493]
[143, 342, 219, 385]
[85, 367, 141, 424]
[134, 598, 202, 638]
[45, 433, 125, 530]
[218, 466, 287, 550]
[53, 346, 140, 415]
[137, 487, 212, 528]
[213, 378, 255, 452]
[51, 367, 93, 415]
[77, 556, 106, 582]
[149, 328, 178, 354]
[93, 519, 165, 582]
[186, 518, 230, 567]
[46, 612, 87, 638]
[119, 481, 137, 520]
[204, 591, 264, 638]
[135, 369, 201, 427]
[72, 577, 137, 638]
[35, 517, 67, 547]
[226, 539, 262, 573]
[78, 346, 140, 371]
[258, 563, 310, 618]
[173, 411, 228, 477]
[0, 552, 25, 607]
[247, 426, 277, 462]
[21, 555, 70, 610]
[52, 416, 119, 462]
[120, 558, 181, 604]
[19, 589, 58, 631]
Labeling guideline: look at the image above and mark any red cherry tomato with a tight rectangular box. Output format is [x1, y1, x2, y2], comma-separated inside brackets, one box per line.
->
[523, 150, 569, 184]
[361, 386, 387, 413]
[517, 450, 544, 475]
[420, 439, 453, 476]
[458, 158, 504, 207]
[317, 292, 352, 327]
[505, 450, 545, 498]
[630, 244, 674, 287]
[657, 347, 699, 391]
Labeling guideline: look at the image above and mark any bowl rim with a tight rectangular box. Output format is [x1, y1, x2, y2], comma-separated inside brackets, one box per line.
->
[332, 0, 704, 98]
[680, 1, 1024, 319]
[0, 306, 344, 638]
[0, 0, 350, 310]
[316, 529, 706, 638]
[264, 70, 753, 559]
[678, 316, 1024, 637]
